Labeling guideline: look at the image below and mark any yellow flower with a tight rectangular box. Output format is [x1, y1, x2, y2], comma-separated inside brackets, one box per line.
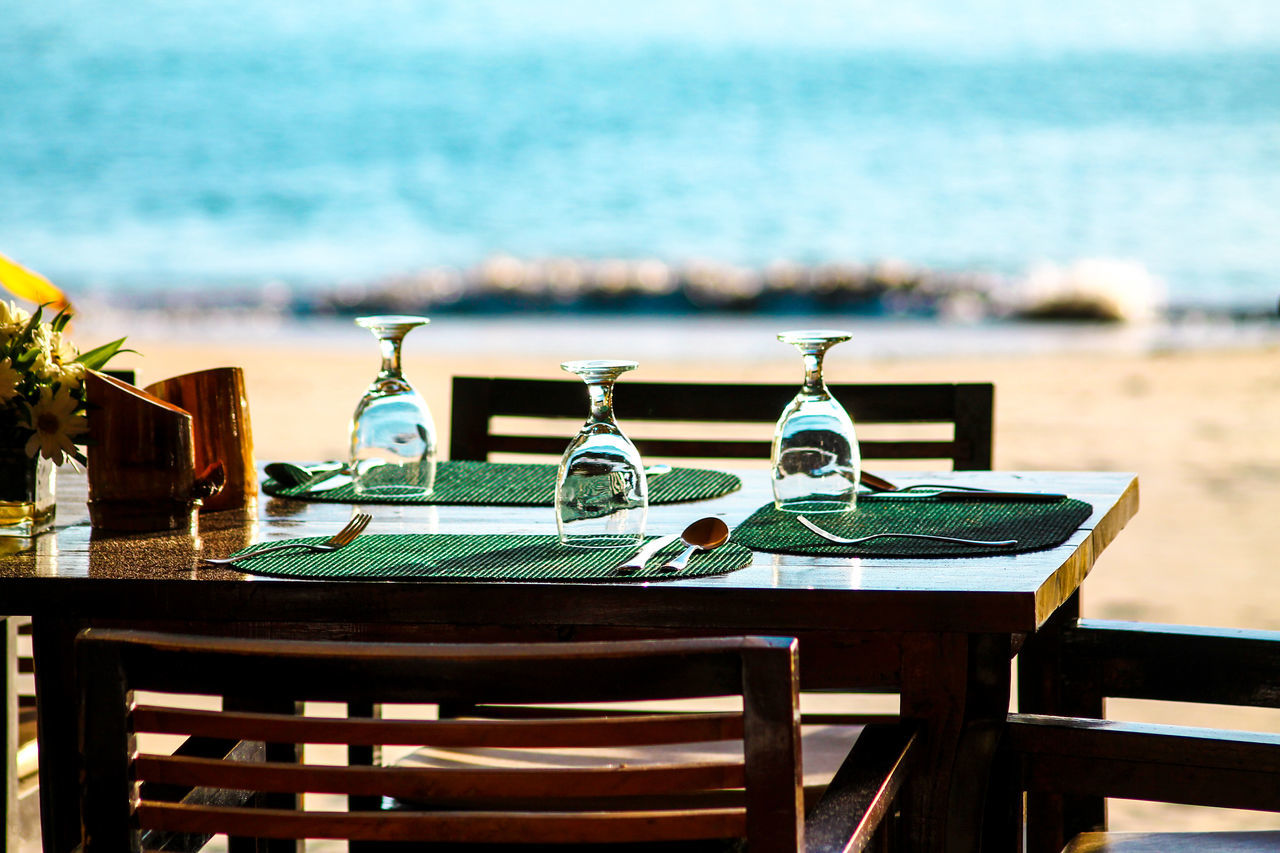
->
[23, 386, 88, 465]
[0, 358, 20, 404]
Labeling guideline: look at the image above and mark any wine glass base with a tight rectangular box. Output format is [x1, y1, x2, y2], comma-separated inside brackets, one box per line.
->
[773, 497, 856, 514]
[559, 533, 645, 549]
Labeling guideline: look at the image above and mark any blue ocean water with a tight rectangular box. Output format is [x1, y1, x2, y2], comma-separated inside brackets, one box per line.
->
[2, 1, 1278, 309]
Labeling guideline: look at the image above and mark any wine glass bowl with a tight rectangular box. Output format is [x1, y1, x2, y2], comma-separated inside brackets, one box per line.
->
[556, 359, 648, 548]
[771, 329, 860, 513]
[349, 315, 437, 498]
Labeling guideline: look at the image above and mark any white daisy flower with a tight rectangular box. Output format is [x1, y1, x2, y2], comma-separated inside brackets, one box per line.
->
[0, 300, 31, 327]
[31, 350, 60, 382]
[23, 386, 88, 465]
[0, 358, 20, 404]
[0, 301, 32, 340]
[50, 330, 78, 364]
[56, 360, 87, 388]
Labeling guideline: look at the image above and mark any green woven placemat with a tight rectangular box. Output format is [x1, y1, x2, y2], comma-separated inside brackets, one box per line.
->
[261, 461, 740, 507]
[224, 533, 752, 582]
[733, 497, 1093, 558]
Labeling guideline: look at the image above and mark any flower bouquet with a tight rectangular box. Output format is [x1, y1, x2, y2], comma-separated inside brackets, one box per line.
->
[0, 301, 127, 535]
[0, 301, 127, 466]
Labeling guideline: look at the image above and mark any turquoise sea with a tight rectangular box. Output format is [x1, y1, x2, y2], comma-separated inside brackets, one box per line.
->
[2, 1, 1279, 311]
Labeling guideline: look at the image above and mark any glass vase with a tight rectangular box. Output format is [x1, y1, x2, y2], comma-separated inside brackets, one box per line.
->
[555, 360, 648, 548]
[349, 315, 437, 497]
[771, 329, 860, 513]
[0, 447, 56, 537]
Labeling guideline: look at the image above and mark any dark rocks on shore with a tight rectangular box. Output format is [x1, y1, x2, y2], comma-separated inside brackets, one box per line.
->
[291, 256, 1008, 320]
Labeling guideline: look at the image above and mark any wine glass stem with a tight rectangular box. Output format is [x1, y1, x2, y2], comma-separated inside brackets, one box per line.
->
[378, 335, 405, 379]
[586, 379, 616, 424]
[801, 350, 825, 394]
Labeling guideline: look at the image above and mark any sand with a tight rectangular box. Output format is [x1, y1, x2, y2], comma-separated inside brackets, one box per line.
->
[98, 314, 1280, 832]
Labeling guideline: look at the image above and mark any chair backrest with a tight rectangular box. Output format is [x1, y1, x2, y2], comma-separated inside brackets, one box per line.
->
[449, 377, 994, 469]
[77, 630, 803, 851]
[999, 619, 1280, 852]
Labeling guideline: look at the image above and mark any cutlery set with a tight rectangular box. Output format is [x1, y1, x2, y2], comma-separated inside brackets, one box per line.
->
[216, 469, 1045, 566]
[615, 517, 731, 575]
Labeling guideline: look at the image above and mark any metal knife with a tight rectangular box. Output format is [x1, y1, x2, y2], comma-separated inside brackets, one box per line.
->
[860, 490, 1067, 503]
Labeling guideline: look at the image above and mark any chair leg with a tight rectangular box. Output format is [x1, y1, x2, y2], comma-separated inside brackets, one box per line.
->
[4, 616, 15, 853]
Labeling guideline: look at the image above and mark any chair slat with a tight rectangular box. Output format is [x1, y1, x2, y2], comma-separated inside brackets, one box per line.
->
[136, 754, 746, 800]
[999, 714, 1280, 849]
[1064, 620, 1280, 708]
[114, 634, 755, 704]
[133, 706, 744, 748]
[136, 803, 748, 844]
[486, 436, 970, 462]
[1007, 715, 1280, 775]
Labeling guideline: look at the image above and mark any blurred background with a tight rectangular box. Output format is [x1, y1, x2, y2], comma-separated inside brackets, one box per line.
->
[3, 0, 1278, 320]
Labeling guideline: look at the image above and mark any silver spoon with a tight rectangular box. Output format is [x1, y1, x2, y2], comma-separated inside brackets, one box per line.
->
[797, 515, 1017, 548]
[264, 461, 318, 486]
[660, 517, 731, 572]
[265, 461, 348, 488]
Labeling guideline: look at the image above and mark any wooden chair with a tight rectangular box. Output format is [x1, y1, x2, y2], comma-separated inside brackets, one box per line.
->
[994, 616, 1280, 853]
[76, 629, 918, 851]
[449, 377, 994, 469]
[3, 371, 137, 853]
[3, 616, 38, 853]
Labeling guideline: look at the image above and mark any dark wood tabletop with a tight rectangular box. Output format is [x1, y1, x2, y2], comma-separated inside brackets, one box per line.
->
[3, 468, 1135, 632]
[2, 466, 1138, 853]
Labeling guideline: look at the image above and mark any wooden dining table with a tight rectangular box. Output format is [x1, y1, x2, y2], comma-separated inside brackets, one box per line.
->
[1, 466, 1137, 853]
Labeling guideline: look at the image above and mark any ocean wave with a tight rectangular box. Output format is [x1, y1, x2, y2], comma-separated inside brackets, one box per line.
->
[90, 255, 1243, 326]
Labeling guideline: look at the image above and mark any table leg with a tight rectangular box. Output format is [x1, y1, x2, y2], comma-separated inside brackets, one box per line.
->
[900, 632, 1012, 853]
[31, 616, 81, 853]
[1015, 591, 1105, 853]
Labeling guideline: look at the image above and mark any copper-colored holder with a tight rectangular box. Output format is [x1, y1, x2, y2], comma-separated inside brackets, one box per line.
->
[85, 372, 207, 532]
[145, 366, 257, 514]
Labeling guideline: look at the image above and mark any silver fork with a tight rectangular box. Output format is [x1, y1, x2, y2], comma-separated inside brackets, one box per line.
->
[202, 513, 373, 564]
[797, 515, 1017, 547]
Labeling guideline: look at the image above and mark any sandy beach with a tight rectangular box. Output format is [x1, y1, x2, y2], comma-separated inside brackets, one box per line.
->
[95, 313, 1280, 832]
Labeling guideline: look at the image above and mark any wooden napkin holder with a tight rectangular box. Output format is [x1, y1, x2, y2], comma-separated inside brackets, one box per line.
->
[84, 371, 222, 532]
[145, 366, 257, 513]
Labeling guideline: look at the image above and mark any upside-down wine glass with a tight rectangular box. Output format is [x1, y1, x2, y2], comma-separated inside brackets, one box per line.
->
[555, 360, 648, 547]
[349, 315, 437, 497]
[771, 329, 860, 513]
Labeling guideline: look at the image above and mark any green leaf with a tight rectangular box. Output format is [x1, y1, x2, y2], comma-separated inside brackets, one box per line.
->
[75, 337, 131, 371]
[17, 305, 42, 342]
